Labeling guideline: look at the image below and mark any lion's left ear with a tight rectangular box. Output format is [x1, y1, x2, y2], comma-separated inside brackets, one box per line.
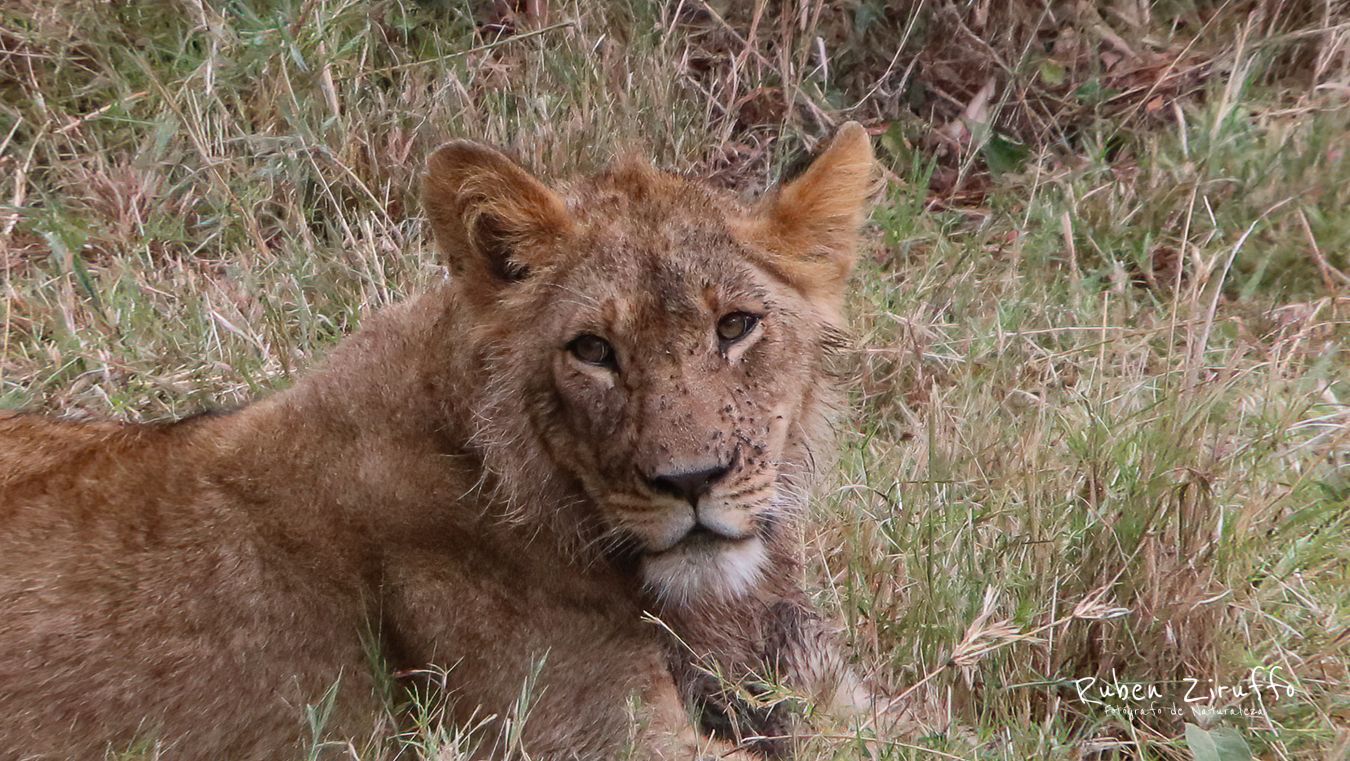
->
[739, 122, 877, 300]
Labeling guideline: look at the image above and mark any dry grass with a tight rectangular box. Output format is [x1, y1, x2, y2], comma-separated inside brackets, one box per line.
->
[1, 0, 1346, 759]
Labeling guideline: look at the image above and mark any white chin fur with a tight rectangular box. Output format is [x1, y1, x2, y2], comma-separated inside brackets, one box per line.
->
[641, 536, 766, 606]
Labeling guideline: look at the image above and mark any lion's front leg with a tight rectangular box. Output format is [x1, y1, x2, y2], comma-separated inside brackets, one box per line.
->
[637, 662, 758, 761]
[661, 588, 906, 758]
[761, 599, 880, 726]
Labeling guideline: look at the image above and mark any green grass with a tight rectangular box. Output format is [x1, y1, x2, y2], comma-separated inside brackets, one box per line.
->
[2, 1, 1346, 759]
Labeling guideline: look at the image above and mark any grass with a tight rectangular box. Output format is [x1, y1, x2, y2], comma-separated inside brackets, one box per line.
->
[2, 0, 1346, 758]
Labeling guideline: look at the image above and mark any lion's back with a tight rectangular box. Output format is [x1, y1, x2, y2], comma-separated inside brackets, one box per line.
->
[0, 411, 182, 554]
[0, 410, 380, 759]
[0, 410, 132, 485]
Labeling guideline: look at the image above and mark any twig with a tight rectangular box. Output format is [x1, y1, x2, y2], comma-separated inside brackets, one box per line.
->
[723, 733, 967, 760]
[355, 21, 576, 78]
[56, 91, 148, 135]
[693, 0, 837, 130]
[131, 54, 272, 267]
[1298, 208, 1349, 290]
[866, 588, 1129, 729]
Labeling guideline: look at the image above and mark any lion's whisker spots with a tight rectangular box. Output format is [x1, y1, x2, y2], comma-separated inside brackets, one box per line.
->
[722, 481, 775, 502]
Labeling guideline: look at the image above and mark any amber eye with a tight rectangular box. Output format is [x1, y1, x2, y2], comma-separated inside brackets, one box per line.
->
[569, 334, 616, 367]
[716, 312, 760, 343]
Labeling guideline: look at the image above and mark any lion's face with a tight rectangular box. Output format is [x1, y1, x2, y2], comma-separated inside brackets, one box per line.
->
[423, 125, 875, 605]
[527, 222, 832, 605]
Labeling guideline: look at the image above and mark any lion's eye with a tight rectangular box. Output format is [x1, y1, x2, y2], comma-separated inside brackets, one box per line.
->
[569, 334, 616, 368]
[716, 312, 759, 343]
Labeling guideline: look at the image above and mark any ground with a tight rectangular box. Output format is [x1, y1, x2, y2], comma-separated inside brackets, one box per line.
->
[1, 1, 1346, 759]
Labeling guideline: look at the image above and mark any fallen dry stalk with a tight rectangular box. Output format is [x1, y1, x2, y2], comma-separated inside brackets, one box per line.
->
[868, 587, 1131, 730]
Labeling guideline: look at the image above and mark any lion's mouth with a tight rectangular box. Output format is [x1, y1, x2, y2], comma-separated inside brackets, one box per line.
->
[648, 523, 751, 556]
[639, 529, 768, 604]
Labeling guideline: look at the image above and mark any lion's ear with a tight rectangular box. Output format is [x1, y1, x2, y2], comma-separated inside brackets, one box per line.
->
[741, 122, 877, 300]
[422, 141, 572, 288]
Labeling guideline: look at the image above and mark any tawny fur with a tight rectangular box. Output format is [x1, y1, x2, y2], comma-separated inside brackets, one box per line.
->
[0, 124, 877, 760]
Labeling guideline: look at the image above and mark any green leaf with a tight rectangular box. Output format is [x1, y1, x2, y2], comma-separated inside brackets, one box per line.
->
[983, 133, 1030, 175]
[1038, 60, 1067, 86]
[880, 121, 910, 162]
[42, 228, 105, 317]
[1075, 78, 1107, 104]
[1186, 724, 1221, 761]
[853, 2, 880, 36]
[1186, 724, 1254, 761]
[1209, 727, 1254, 761]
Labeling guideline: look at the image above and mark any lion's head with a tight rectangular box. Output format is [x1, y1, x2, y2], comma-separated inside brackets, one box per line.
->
[423, 124, 875, 606]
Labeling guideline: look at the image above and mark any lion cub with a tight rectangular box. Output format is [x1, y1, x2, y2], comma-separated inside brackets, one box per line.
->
[0, 124, 877, 760]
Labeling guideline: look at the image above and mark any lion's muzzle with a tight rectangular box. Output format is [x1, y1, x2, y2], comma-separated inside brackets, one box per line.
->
[643, 460, 731, 508]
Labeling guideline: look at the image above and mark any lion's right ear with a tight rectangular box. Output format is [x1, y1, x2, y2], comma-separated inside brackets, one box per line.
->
[422, 141, 572, 288]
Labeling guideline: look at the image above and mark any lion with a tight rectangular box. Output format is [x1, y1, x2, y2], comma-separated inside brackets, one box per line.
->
[0, 123, 880, 760]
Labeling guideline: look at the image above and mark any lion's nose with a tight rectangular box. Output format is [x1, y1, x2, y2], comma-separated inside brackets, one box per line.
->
[645, 463, 730, 506]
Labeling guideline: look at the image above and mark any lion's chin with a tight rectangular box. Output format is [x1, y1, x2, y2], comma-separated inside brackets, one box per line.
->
[640, 535, 766, 607]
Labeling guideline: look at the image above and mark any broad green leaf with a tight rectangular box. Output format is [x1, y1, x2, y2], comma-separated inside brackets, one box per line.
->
[1185, 724, 1254, 761]
[1209, 727, 1254, 761]
[1075, 78, 1107, 104]
[1039, 60, 1067, 86]
[1186, 723, 1221, 761]
[983, 134, 1030, 175]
